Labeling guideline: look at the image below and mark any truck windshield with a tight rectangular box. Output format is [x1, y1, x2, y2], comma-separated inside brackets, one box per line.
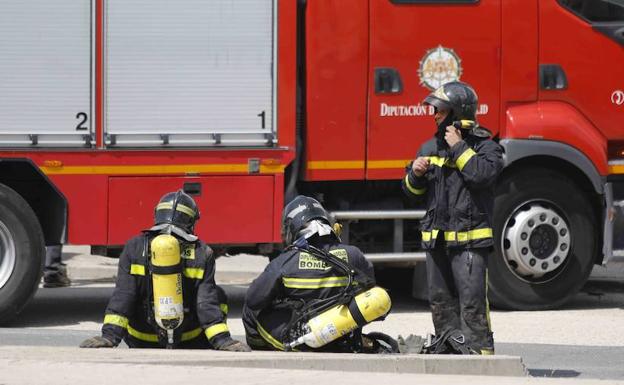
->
[559, 0, 624, 22]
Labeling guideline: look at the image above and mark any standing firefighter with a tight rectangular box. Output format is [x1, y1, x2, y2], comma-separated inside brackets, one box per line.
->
[242, 195, 394, 353]
[80, 190, 250, 351]
[402, 81, 503, 354]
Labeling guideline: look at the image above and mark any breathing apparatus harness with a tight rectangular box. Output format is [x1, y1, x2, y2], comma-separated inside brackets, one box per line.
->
[141, 232, 188, 348]
[279, 237, 377, 351]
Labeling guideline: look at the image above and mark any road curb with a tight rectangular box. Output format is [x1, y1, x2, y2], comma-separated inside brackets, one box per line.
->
[192, 354, 527, 377]
[0, 347, 527, 377]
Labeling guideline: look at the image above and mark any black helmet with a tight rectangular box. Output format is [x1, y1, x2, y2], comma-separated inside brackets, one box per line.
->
[424, 81, 478, 121]
[154, 190, 200, 233]
[281, 195, 332, 245]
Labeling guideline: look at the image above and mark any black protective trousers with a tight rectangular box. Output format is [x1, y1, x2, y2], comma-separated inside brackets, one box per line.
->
[426, 243, 494, 352]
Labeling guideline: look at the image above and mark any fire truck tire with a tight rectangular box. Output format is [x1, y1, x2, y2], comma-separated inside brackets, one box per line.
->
[0, 184, 45, 325]
[489, 169, 596, 310]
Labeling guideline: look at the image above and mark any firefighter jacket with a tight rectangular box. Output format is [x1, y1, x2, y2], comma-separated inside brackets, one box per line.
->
[402, 132, 503, 249]
[101, 233, 230, 348]
[243, 240, 375, 351]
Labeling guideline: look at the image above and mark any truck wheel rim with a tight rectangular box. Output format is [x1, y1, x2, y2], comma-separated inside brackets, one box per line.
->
[501, 200, 571, 283]
[0, 220, 16, 289]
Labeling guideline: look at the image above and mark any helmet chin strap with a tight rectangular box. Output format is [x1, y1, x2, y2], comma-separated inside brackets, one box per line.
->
[436, 113, 456, 147]
[437, 113, 455, 135]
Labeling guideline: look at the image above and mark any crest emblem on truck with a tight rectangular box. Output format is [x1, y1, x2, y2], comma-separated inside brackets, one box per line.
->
[418, 46, 463, 90]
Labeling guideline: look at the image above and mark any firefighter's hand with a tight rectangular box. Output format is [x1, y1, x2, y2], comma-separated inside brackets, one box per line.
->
[411, 157, 430, 177]
[216, 338, 252, 352]
[79, 336, 115, 348]
[445, 126, 462, 148]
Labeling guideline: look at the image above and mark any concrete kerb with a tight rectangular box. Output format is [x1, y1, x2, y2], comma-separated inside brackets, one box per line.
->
[0, 347, 527, 377]
[181, 354, 527, 377]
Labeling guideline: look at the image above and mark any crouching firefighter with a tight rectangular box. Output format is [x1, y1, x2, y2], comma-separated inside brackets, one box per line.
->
[80, 190, 250, 351]
[242, 195, 395, 353]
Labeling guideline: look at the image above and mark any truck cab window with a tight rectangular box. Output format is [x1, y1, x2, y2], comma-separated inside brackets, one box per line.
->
[559, 0, 624, 22]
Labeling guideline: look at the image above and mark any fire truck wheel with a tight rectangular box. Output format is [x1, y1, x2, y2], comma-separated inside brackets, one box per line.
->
[0, 184, 45, 325]
[489, 169, 596, 310]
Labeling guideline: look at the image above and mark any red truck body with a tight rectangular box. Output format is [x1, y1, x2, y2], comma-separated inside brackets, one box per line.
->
[0, 0, 623, 322]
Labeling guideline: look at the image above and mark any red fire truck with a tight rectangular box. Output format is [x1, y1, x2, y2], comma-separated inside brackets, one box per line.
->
[0, 0, 622, 323]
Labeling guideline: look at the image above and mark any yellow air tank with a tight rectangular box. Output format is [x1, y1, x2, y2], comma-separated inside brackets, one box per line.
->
[289, 286, 391, 349]
[150, 234, 184, 344]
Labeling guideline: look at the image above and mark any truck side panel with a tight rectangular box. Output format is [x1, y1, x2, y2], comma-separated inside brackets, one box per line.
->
[108, 175, 276, 245]
[0, 0, 93, 147]
[539, 0, 624, 140]
[366, 0, 502, 180]
[303, 0, 369, 181]
[48, 174, 108, 245]
[505, 102, 607, 175]
[500, 0, 538, 128]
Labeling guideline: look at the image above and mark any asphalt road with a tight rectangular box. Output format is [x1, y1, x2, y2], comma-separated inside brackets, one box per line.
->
[1, 251, 623, 381]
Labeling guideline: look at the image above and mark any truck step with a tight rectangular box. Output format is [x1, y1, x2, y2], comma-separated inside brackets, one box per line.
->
[364, 252, 425, 264]
[331, 210, 425, 220]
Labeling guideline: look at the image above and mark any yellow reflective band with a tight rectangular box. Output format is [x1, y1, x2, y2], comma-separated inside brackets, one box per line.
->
[220, 304, 229, 315]
[156, 202, 196, 217]
[126, 327, 202, 343]
[103, 314, 129, 329]
[421, 229, 440, 242]
[181, 328, 203, 342]
[39, 163, 284, 176]
[127, 326, 159, 342]
[307, 160, 365, 170]
[404, 175, 427, 195]
[367, 160, 412, 169]
[481, 348, 495, 355]
[183, 268, 204, 279]
[425, 156, 456, 169]
[257, 323, 284, 351]
[130, 264, 146, 276]
[205, 323, 229, 340]
[444, 228, 493, 242]
[282, 276, 350, 289]
[456, 148, 476, 171]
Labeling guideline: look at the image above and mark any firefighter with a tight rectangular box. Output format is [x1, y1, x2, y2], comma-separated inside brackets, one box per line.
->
[242, 195, 392, 353]
[79, 190, 250, 351]
[402, 81, 503, 354]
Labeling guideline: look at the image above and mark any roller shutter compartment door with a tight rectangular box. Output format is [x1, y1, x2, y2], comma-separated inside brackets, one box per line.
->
[0, 0, 93, 147]
[104, 0, 275, 147]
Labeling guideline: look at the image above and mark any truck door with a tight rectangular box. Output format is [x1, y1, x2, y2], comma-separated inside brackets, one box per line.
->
[0, 0, 93, 147]
[104, 0, 275, 147]
[367, 0, 502, 180]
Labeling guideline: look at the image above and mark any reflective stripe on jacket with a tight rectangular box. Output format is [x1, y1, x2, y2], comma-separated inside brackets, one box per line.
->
[243, 241, 376, 349]
[101, 234, 229, 347]
[402, 134, 503, 249]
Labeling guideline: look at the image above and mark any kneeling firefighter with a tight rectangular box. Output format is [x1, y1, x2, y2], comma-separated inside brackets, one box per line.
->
[242, 195, 395, 353]
[80, 190, 250, 351]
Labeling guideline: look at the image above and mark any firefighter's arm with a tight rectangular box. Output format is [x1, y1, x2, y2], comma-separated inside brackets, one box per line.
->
[245, 258, 284, 312]
[348, 246, 376, 287]
[450, 139, 503, 188]
[195, 246, 232, 345]
[88, 239, 139, 347]
[402, 149, 429, 198]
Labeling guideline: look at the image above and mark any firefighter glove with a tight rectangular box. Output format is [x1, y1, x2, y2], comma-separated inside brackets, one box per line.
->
[215, 337, 251, 352]
[79, 336, 115, 348]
